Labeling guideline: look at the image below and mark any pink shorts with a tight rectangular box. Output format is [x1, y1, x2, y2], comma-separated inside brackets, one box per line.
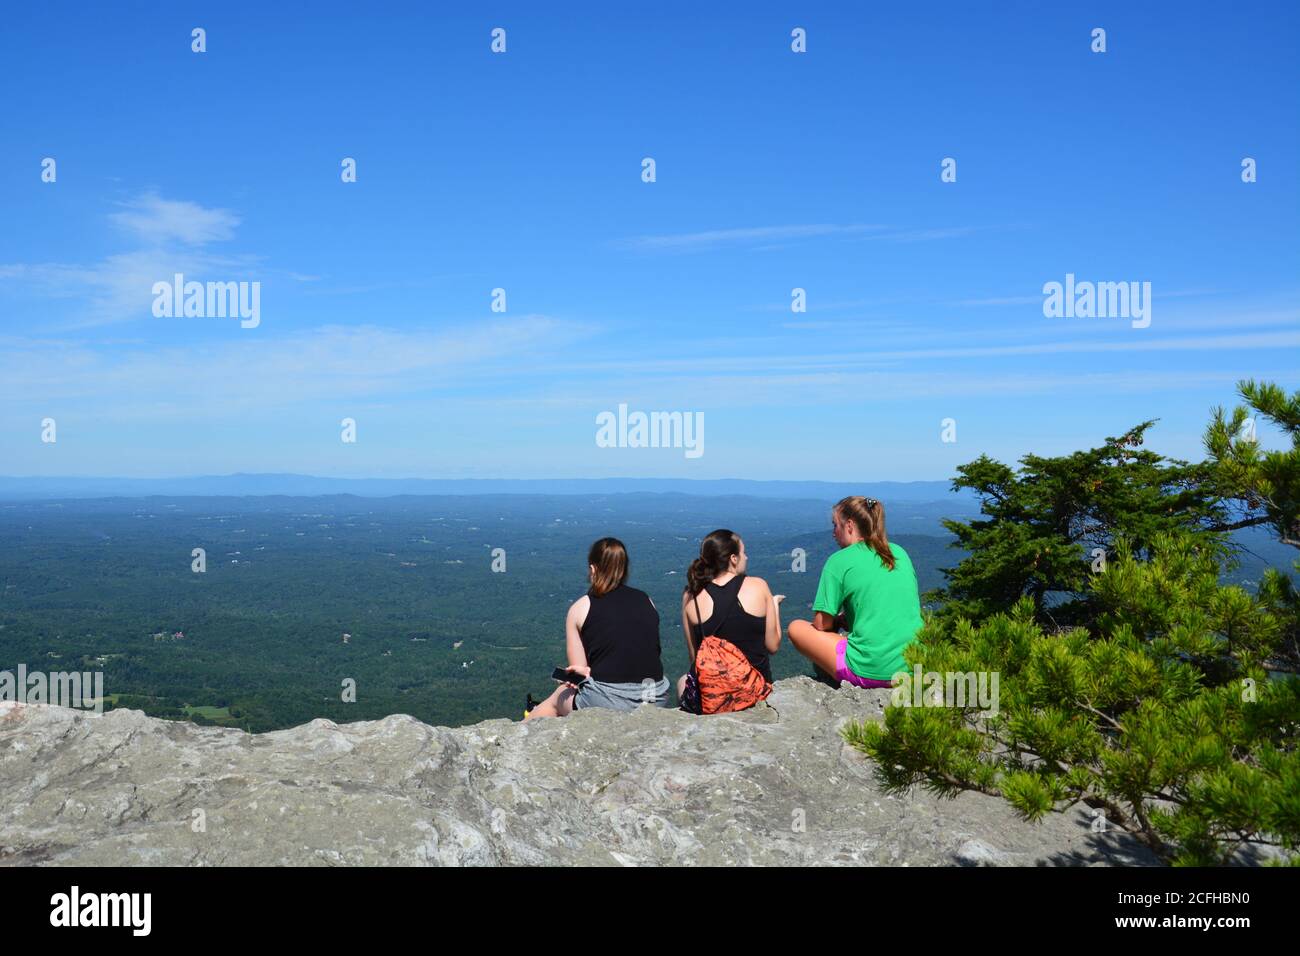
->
[835, 639, 895, 689]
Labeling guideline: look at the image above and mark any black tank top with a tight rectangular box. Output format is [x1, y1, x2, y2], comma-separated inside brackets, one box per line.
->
[692, 574, 772, 683]
[580, 584, 665, 684]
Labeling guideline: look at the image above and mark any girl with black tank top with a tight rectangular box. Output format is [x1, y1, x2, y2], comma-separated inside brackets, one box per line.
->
[581, 582, 664, 684]
[524, 537, 670, 720]
[679, 529, 784, 713]
[691, 574, 772, 682]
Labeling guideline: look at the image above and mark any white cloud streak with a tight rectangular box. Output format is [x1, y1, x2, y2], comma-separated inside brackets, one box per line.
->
[0, 316, 593, 422]
[614, 223, 883, 252]
[108, 194, 240, 245]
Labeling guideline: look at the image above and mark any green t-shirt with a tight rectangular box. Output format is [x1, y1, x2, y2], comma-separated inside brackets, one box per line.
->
[812, 541, 923, 681]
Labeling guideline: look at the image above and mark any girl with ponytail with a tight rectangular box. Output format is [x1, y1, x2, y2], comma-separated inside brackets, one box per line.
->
[787, 497, 923, 689]
[678, 529, 784, 714]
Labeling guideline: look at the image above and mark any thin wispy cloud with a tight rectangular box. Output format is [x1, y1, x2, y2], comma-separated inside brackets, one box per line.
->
[954, 288, 1219, 308]
[868, 330, 1300, 361]
[747, 295, 918, 313]
[854, 226, 982, 243]
[1, 193, 274, 329]
[616, 223, 991, 254]
[300, 275, 476, 297]
[1162, 307, 1300, 331]
[108, 193, 240, 245]
[675, 367, 1265, 404]
[614, 223, 882, 252]
[439, 367, 1277, 412]
[953, 295, 1043, 307]
[780, 319, 915, 333]
[0, 249, 262, 329]
[0, 317, 594, 422]
[530, 328, 1300, 382]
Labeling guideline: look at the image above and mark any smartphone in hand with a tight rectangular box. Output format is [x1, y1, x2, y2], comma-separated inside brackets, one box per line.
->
[551, 667, 588, 685]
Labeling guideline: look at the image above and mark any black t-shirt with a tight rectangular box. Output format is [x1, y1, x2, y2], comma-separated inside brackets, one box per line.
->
[579, 584, 665, 684]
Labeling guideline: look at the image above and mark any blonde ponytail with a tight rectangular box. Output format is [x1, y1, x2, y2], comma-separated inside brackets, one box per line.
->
[834, 496, 895, 570]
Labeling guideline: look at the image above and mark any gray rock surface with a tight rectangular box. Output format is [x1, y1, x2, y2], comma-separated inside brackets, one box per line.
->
[0, 677, 1157, 866]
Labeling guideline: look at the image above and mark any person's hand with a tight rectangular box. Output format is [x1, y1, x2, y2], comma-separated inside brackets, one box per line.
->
[772, 594, 786, 606]
[564, 664, 591, 688]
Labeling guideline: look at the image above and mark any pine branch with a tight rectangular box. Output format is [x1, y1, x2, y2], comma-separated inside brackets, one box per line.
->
[1079, 699, 1125, 734]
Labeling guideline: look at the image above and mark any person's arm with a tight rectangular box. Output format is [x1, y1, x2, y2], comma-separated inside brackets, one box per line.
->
[811, 554, 845, 633]
[813, 610, 839, 632]
[564, 597, 591, 681]
[681, 592, 698, 663]
[764, 580, 785, 653]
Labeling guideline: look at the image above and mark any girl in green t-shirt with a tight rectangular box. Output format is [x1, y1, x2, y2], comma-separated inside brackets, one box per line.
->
[787, 496, 924, 687]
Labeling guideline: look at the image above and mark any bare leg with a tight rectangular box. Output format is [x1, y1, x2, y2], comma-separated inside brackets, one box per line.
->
[524, 684, 577, 720]
[676, 673, 689, 701]
[787, 619, 842, 685]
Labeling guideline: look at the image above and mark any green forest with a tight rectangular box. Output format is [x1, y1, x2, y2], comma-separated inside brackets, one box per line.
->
[0, 491, 969, 730]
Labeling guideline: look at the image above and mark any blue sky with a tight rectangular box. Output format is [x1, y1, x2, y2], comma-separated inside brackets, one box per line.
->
[1, 1, 1296, 481]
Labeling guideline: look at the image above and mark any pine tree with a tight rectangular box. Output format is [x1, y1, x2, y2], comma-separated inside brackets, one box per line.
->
[930, 423, 1229, 629]
[1206, 380, 1300, 675]
[846, 380, 1300, 865]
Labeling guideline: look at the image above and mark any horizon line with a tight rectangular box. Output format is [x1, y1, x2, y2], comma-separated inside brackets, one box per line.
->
[0, 472, 956, 484]
[0, 473, 974, 503]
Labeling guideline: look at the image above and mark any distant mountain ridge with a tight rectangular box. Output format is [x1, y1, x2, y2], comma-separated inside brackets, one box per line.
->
[0, 473, 974, 503]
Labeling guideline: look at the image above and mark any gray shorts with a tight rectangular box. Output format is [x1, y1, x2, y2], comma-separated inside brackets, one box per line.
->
[573, 676, 671, 712]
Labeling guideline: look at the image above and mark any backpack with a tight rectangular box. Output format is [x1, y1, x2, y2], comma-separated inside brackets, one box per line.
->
[683, 577, 773, 715]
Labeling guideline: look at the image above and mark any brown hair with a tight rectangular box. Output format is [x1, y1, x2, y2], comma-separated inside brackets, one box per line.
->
[686, 529, 742, 596]
[835, 496, 895, 570]
[587, 537, 629, 597]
